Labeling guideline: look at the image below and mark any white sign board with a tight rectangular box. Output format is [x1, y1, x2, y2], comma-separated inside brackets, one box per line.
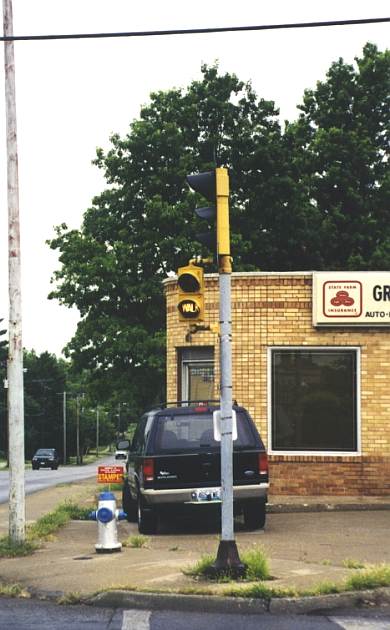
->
[213, 410, 237, 441]
[313, 272, 390, 326]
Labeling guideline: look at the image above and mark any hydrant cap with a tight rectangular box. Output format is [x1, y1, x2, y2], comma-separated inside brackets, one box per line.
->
[99, 492, 115, 501]
[97, 507, 114, 523]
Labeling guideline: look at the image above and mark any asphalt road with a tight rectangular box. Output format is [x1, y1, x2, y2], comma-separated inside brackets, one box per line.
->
[1, 598, 390, 629]
[0, 455, 117, 504]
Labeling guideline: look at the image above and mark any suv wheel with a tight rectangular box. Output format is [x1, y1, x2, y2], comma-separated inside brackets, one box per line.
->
[243, 499, 266, 530]
[122, 480, 137, 522]
[137, 494, 157, 535]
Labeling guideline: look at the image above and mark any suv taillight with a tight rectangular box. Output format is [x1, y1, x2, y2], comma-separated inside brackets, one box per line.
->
[258, 452, 268, 477]
[143, 458, 154, 482]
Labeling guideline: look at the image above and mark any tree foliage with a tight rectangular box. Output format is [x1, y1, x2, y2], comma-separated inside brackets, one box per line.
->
[48, 46, 389, 412]
[286, 43, 390, 269]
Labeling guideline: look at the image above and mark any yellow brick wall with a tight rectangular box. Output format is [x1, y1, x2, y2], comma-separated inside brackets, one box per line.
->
[164, 273, 390, 495]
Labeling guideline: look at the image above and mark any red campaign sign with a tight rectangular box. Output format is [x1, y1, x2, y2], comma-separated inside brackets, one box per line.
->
[97, 465, 124, 484]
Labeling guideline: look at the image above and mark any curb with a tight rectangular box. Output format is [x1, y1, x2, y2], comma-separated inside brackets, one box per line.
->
[267, 503, 390, 514]
[86, 586, 390, 616]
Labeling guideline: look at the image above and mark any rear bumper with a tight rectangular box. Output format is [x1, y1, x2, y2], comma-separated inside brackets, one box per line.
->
[142, 483, 269, 506]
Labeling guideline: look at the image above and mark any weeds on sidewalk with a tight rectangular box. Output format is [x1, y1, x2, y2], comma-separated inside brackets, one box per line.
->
[123, 535, 149, 548]
[0, 500, 90, 558]
[184, 546, 271, 582]
[224, 563, 390, 600]
[0, 581, 30, 598]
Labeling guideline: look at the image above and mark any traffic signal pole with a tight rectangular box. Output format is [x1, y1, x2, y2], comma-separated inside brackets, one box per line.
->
[213, 170, 245, 576]
[185, 167, 245, 575]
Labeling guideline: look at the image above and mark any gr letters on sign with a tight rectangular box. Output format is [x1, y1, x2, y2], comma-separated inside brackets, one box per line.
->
[313, 272, 390, 326]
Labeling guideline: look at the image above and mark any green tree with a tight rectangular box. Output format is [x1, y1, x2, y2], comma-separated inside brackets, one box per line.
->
[286, 43, 390, 269]
[48, 65, 296, 413]
[23, 351, 68, 457]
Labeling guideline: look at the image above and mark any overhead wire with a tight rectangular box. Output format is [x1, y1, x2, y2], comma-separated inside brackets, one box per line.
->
[1, 16, 389, 42]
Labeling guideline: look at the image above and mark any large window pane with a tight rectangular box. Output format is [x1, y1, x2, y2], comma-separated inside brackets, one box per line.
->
[272, 349, 357, 452]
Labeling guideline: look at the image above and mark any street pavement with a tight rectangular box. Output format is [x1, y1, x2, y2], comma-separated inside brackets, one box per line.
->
[0, 455, 117, 504]
[0, 479, 390, 616]
[2, 596, 390, 629]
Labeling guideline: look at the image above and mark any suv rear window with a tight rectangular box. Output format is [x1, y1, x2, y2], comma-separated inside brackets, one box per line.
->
[153, 412, 257, 453]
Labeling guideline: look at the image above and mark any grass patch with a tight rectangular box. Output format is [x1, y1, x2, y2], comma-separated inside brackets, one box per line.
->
[0, 581, 30, 598]
[0, 500, 91, 558]
[224, 583, 298, 599]
[0, 536, 38, 558]
[123, 535, 149, 549]
[345, 564, 390, 590]
[57, 592, 85, 605]
[184, 546, 270, 582]
[27, 501, 90, 541]
[342, 558, 366, 570]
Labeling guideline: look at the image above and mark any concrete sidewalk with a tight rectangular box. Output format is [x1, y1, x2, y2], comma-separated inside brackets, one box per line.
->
[0, 482, 389, 614]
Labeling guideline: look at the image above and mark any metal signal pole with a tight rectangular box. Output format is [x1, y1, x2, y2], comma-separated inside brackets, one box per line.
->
[3, 0, 25, 542]
[214, 168, 245, 576]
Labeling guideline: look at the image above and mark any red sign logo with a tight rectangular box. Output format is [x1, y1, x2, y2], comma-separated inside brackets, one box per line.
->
[330, 290, 355, 307]
[323, 281, 362, 318]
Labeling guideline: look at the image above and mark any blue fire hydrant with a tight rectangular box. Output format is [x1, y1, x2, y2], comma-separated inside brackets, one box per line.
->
[89, 491, 127, 553]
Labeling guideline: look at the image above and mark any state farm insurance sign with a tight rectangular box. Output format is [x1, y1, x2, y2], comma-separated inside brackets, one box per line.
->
[313, 272, 390, 326]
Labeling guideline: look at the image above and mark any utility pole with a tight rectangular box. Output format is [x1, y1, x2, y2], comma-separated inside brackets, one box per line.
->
[76, 395, 80, 465]
[96, 407, 99, 458]
[3, 0, 25, 543]
[62, 391, 67, 465]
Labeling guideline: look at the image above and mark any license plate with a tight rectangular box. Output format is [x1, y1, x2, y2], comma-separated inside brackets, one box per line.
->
[190, 488, 221, 503]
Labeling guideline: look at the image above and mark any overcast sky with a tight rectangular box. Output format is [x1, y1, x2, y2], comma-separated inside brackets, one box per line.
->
[0, 1, 389, 357]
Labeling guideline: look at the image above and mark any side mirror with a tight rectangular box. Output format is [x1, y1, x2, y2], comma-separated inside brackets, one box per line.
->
[213, 410, 237, 442]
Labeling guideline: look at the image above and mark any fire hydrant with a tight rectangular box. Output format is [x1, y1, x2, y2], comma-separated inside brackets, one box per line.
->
[89, 491, 127, 553]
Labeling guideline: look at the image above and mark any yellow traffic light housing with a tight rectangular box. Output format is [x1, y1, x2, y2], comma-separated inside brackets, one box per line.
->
[177, 264, 204, 321]
[186, 167, 231, 268]
[216, 167, 230, 258]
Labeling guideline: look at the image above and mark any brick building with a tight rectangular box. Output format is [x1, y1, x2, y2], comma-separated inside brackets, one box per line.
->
[164, 271, 390, 496]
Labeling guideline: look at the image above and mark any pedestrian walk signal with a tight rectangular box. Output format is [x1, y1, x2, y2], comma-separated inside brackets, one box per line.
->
[177, 264, 204, 321]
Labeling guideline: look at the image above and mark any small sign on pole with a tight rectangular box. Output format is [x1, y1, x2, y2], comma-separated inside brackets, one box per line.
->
[97, 465, 124, 484]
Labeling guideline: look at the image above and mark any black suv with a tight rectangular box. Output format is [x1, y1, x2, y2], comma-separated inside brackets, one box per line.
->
[31, 448, 60, 470]
[121, 403, 269, 534]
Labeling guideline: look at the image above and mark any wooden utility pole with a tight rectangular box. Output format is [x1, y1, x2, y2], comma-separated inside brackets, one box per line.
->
[3, 0, 25, 543]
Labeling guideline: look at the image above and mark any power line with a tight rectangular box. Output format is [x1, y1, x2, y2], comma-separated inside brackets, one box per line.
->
[1, 17, 389, 43]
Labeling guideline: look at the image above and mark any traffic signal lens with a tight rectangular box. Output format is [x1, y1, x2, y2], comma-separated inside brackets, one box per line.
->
[178, 272, 201, 293]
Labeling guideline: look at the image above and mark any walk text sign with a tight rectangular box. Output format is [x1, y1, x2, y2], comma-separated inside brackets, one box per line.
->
[313, 272, 390, 326]
[97, 465, 124, 484]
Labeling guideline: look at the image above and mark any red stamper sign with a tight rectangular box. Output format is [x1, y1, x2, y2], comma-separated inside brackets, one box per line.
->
[97, 465, 124, 484]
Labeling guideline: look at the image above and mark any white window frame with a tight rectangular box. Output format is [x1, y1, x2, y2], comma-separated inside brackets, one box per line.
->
[267, 346, 361, 457]
[181, 359, 214, 402]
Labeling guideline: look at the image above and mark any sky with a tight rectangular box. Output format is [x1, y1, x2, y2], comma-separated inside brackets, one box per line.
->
[0, 0, 389, 357]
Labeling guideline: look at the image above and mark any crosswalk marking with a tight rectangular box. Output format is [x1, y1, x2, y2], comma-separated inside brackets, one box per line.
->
[330, 616, 390, 629]
[122, 609, 151, 630]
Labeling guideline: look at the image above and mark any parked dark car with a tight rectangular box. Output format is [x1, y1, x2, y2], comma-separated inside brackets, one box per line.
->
[31, 448, 60, 470]
[121, 403, 269, 534]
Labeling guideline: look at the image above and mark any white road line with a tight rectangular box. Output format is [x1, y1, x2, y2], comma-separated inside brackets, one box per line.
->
[330, 617, 390, 629]
[122, 609, 151, 630]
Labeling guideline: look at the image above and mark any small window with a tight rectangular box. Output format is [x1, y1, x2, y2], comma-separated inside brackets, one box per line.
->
[179, 347, 214, 403]
[271, 348, 358, 452]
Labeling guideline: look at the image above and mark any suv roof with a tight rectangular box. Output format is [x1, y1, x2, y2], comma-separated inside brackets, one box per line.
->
[148, 402, 245, 416]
